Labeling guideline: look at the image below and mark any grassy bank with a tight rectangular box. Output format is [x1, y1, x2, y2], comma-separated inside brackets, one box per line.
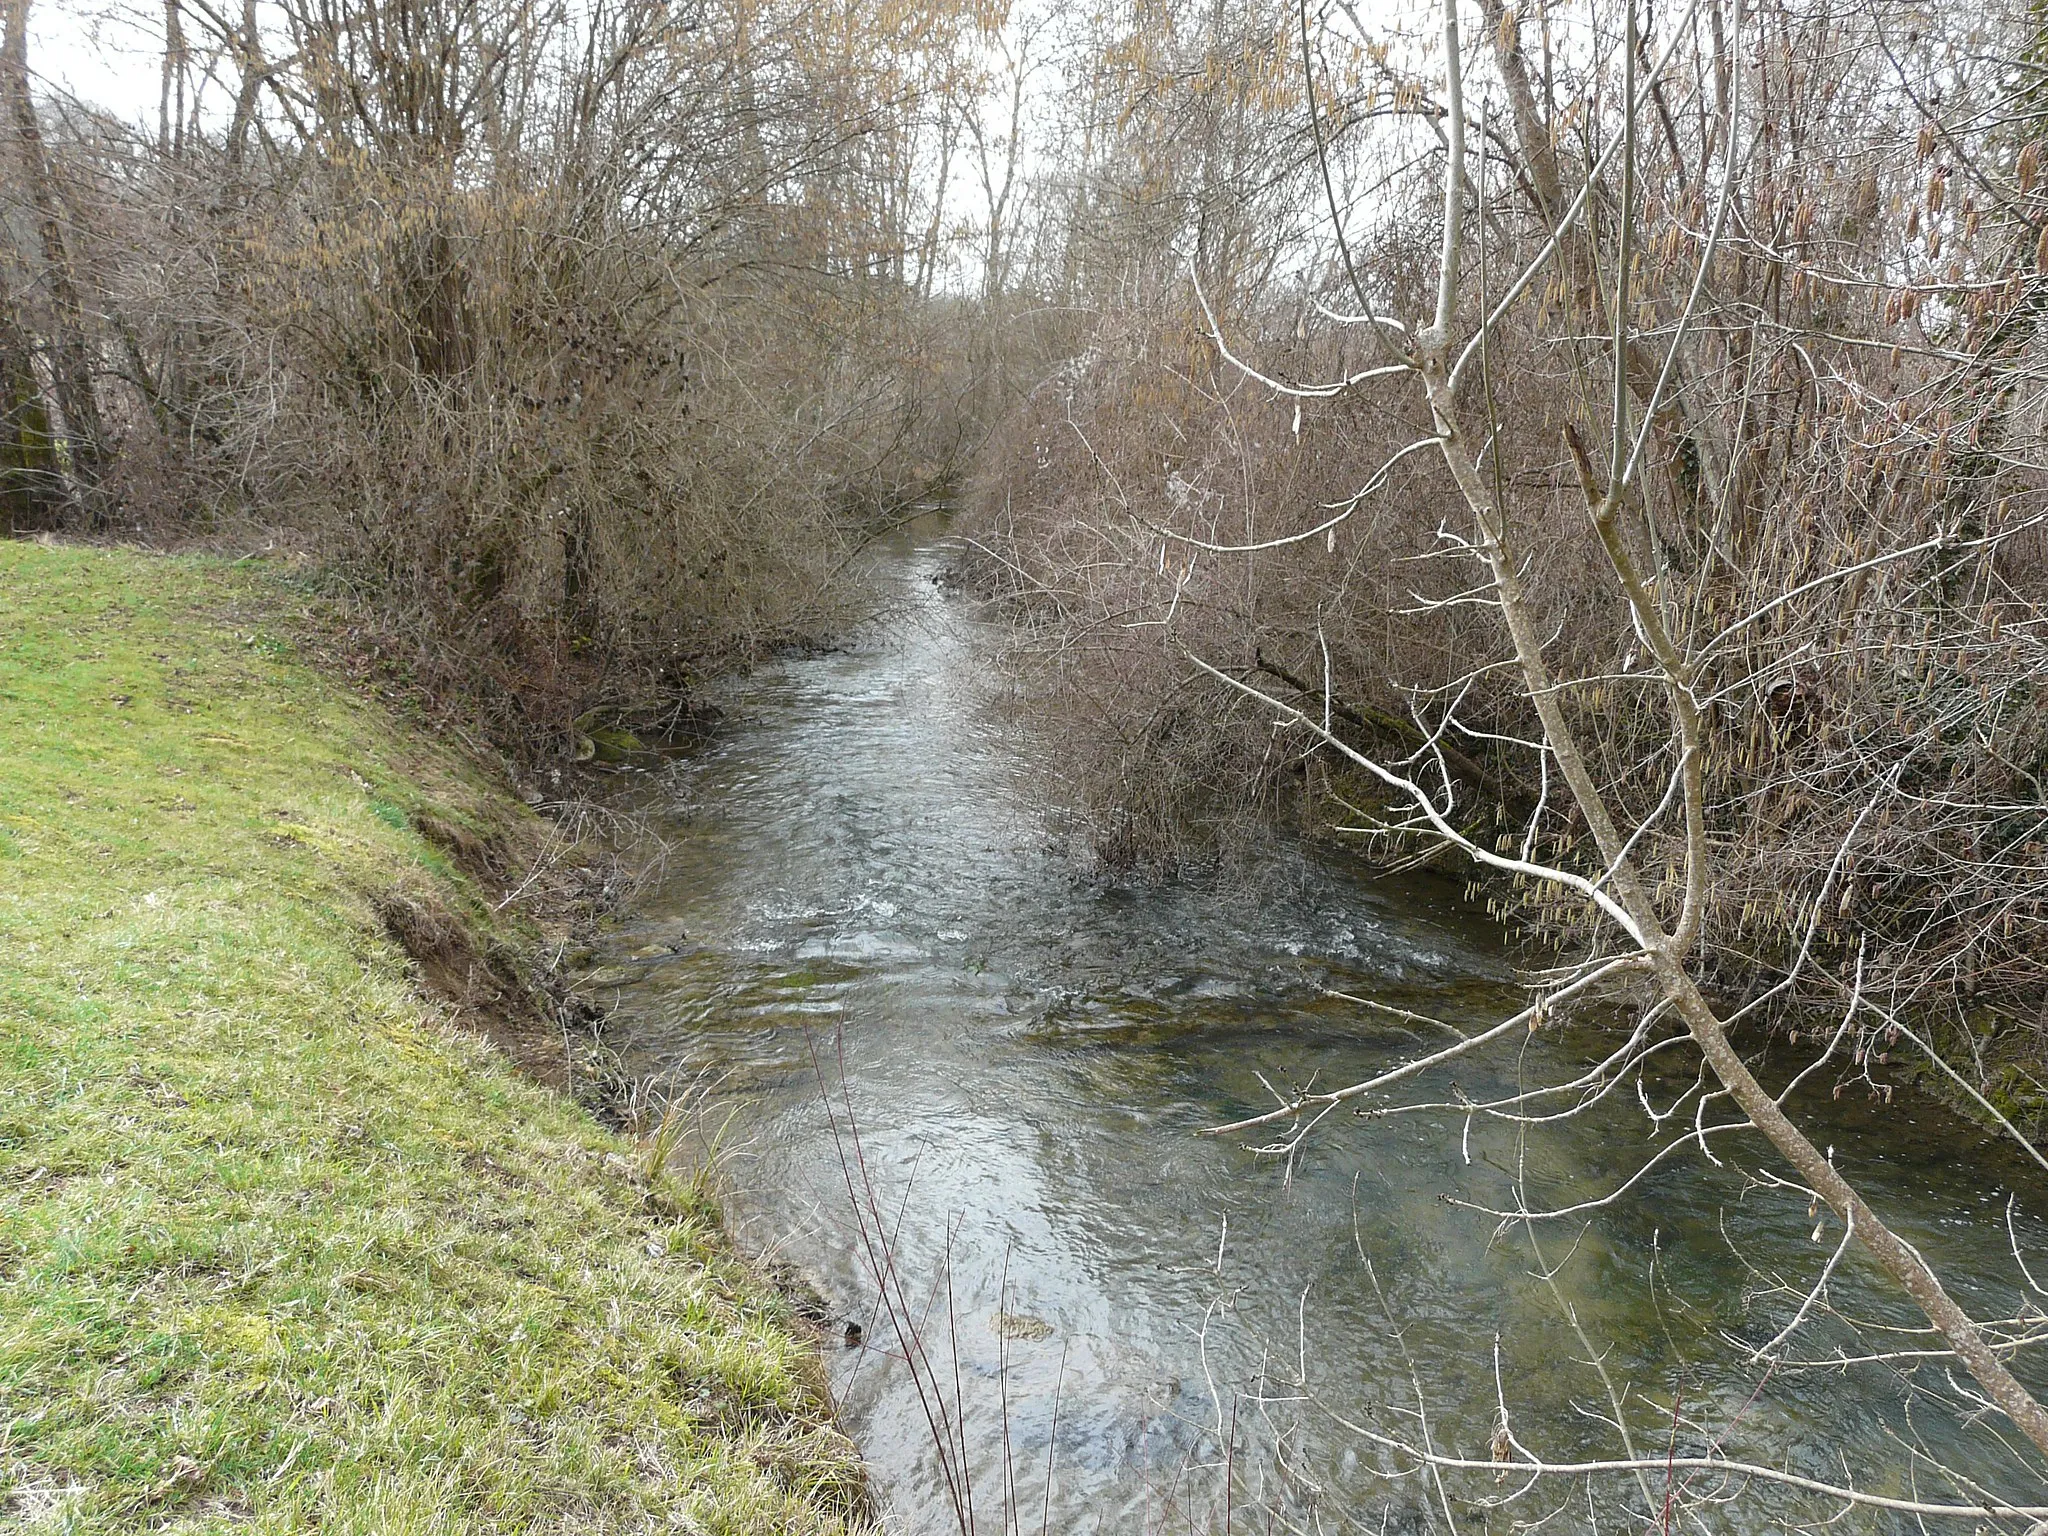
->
[0, 542, 867, 1533]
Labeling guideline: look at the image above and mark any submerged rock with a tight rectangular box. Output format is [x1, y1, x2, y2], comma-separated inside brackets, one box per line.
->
[991, 1310, 1053, 1341]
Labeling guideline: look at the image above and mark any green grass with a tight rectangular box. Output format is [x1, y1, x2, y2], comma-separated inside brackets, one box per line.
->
[0, 543, 867, 1534]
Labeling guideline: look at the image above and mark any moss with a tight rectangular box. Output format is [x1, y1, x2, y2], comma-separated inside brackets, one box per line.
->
[0, 542, 867, 1533]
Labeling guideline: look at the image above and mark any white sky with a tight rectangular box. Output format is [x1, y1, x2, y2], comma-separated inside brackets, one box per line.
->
[35, 2, 161, 122]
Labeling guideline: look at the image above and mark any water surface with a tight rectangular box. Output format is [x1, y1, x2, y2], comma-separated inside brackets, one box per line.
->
[591, 519, 2048, 1532]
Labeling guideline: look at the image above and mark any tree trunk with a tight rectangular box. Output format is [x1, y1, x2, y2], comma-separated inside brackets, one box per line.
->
[2, 0, 104, 520]
[0, 268, 58, 532]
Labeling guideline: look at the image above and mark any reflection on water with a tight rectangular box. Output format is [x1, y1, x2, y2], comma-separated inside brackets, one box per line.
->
[592, 517, 2048, 1532]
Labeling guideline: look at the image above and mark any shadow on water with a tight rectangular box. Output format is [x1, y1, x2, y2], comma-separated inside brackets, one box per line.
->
[589, 515, 2048, 1532]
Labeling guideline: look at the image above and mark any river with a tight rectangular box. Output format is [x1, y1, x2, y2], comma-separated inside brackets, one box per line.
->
[585, 516, 2048, 1532]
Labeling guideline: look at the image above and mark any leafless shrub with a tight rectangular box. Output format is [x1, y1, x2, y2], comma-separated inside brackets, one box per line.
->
[962, 0, 2048, 1100]
[2, 0, 991, 748]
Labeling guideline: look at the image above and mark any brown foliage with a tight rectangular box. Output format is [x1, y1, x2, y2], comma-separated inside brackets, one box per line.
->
[3, 0, 981, 748]
[961, 0, 2048, 1075]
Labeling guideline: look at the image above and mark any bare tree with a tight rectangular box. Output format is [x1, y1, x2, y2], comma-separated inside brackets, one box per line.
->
[1171, 0, 2048, 1514]
[12, 0, 995, 743]
[953, 0, 2048, 1519]
[3, 0, 103, 517]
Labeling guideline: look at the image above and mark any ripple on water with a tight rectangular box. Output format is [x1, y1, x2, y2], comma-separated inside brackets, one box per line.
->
[591, 521, 2048, 1534]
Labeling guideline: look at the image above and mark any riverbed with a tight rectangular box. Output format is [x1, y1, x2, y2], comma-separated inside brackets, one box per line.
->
[587, 517, 2048, 1532]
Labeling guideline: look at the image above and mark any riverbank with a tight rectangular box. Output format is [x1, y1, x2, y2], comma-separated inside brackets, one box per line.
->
[0, 540, 868, 1532]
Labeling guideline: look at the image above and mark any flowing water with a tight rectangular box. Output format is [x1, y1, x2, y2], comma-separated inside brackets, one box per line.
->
[589, 517, 2048, 1532]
